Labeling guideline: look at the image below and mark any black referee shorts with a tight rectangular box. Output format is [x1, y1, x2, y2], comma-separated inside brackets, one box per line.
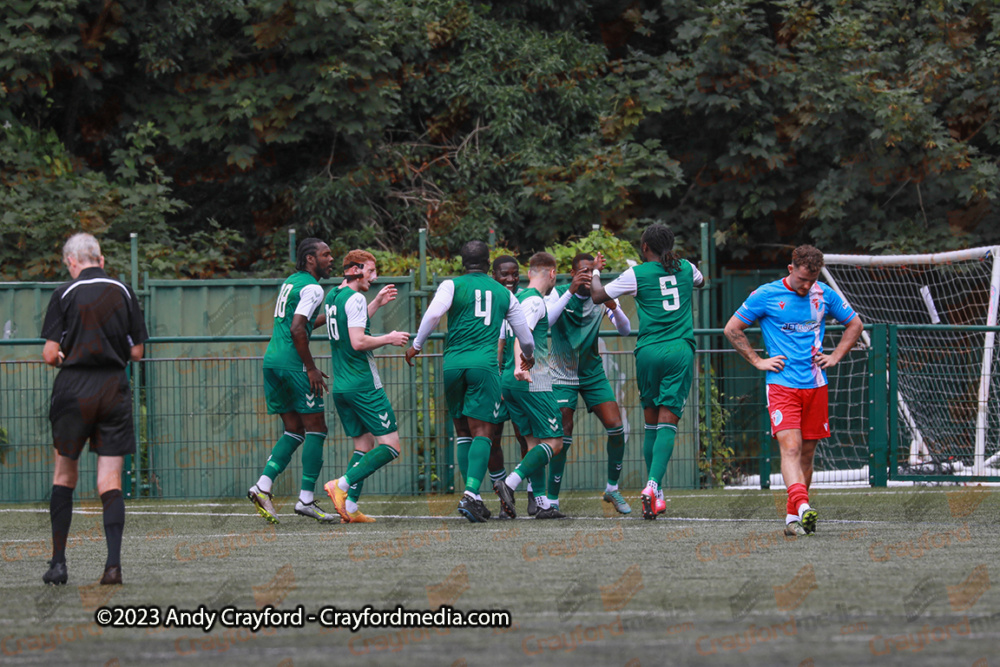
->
[49, 367, 136, 460]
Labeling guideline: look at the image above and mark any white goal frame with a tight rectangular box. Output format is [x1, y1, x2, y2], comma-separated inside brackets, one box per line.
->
[822, 246, 1000, 476]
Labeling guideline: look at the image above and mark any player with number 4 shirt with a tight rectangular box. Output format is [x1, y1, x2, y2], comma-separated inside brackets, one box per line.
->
[405, 241, 536, 523]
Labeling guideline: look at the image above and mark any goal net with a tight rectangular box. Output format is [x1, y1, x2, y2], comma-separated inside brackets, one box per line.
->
[822, 247, 1000, 477]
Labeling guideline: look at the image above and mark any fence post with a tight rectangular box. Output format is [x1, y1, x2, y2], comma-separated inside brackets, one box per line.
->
[699, 222, 711, 485]
[444, 413, 455, 494]
[126, 232, 139, 497]
[868, 324, 889, 487]
[887, 324, 899, 481]
[418, 228, 427, 289]
[288, 228, 296, 263]
[417, 230, 431, 492]
[759, 376, 771, 489]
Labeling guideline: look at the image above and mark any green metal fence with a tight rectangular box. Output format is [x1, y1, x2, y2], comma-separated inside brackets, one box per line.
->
[4, 270, 999, 502]
[0, 326, 880, 504]
[0, 332, 699, 503]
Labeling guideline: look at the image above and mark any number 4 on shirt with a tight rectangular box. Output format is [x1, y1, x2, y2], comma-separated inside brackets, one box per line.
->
[474, 289, 493, 325]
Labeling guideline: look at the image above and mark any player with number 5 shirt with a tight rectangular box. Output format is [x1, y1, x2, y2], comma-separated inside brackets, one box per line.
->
[590, 223, 704, 520]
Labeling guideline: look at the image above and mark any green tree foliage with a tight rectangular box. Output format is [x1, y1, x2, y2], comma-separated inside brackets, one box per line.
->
[3, 0, 672, 273]
[624, 0, 1000, 257]
[3, 0, 1000, 277]
[0, 115, 239, 279]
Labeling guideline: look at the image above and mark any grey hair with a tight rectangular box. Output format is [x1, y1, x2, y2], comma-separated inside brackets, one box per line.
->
[63, 233, 102, 264]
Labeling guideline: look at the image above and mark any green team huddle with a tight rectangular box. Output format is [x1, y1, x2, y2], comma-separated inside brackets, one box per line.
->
[249, 224, 703, 526]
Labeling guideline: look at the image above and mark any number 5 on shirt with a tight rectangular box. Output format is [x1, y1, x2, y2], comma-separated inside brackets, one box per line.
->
[659, 276, 679, 311]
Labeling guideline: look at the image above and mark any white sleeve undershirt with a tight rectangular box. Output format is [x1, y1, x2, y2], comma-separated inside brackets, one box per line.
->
[606, 299, 631, 335]
[691, 262, 705, 288]
[603, 268, 637, 300]
[544, 287, 574, 324]
[412, 280, 454, 351]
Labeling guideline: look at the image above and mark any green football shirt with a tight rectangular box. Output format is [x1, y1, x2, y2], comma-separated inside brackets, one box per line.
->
[605, 259, 696, 351]
[501, 286, 552, 392]
[262, 271, 325, 371]
[325, 285, 381, 392]
[442, 273, 513, 371]
[548, 284, 611, 385]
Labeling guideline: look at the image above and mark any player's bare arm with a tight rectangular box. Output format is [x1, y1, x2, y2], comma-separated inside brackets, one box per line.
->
[42, 340, 63, 367]
[814, 314, 864, 369]
[724, 315, 786, 372]
[588, 252, 610, 303]
[512, 338, 531, 382]
[291, 313, 328, 393]
[348, 326, 409, 351]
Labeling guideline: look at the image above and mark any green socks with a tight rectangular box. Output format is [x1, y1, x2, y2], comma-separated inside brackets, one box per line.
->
[456, 436, 472, 480]
[547, 437, 572, 502]
[300, 431, 327, 493]
[344, 444, 400, 486]
[262, 431, 305, 481]
[648, 423, 677, 486]
[513, 442, 554, 483]
[346, 449, 365, 502]
[464, 436, 492, 495]
[606, 426, 625, 486]
[642, 424, 656, 476]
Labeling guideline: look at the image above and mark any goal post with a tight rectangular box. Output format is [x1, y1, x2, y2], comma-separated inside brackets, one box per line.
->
[821, 246, 1000, 477]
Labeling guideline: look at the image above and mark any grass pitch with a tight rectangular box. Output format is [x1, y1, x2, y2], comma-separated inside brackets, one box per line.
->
[2, 486, 998, 666]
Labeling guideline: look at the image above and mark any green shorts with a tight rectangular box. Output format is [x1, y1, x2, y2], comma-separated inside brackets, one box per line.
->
[552, 376, 616, 413]
[332, 388, 397, 437]
[495, 394, 510, 423]
[443, 367, 504, 424]
[635, 342, 694, 416]
[502, 386, 564, 439]
[263, 367, 325, 415]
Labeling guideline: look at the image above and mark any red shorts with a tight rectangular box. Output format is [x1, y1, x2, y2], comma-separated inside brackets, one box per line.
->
[766, 384, 830, 440]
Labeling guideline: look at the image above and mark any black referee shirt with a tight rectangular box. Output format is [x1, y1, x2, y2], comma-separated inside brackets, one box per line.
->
[41, 267, 148, 369]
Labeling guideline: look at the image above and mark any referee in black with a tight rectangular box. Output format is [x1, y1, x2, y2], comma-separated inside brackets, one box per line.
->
[41, 233, 148, 586]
